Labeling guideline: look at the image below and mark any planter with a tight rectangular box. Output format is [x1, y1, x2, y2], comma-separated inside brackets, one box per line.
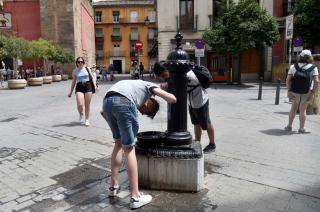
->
[27, 77, 43, 86]
[43, 76, 53, 84]
[52, 75, 62, 82]
[62, 74, 69, 81]
[8, 79, 27, 89]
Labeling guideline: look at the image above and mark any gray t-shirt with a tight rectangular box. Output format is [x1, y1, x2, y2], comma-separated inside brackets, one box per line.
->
[106, 80, 158, 108]
[187, 70, 209, 108]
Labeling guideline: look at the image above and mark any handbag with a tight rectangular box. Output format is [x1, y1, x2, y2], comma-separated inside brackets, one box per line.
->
[85, 67, 96, 93]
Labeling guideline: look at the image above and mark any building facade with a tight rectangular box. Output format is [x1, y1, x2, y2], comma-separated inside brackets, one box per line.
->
[0, 0, 96, 73]
[93, 0, 156, 73]
[156, 0, 284, 82]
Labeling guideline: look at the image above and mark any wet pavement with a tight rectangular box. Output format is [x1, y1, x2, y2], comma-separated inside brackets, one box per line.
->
[0, 75, 320, 211]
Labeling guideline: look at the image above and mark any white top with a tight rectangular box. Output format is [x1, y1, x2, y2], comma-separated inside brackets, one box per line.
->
[186, 70, 209, 108]
[288, 63, 319, 90]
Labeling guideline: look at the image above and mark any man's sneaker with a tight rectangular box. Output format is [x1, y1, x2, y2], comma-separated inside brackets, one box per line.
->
[298, 128, 311, 134]
[203, 143, 216, 154]
[108, 185, 120, 197]
[85, 119, 90, 126]
[284, 126, 292, 131]
[130, 193, 152, 209]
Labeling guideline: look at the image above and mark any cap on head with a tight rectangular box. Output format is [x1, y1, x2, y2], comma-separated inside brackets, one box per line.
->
[300, 49, 312, 57]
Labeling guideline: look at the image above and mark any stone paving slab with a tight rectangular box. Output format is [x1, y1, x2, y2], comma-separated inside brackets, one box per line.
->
[0, 77, 320, 211]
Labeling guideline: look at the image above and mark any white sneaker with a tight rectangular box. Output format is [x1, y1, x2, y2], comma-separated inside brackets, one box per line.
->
[85, 119, 90, 126]
[130, 193, 152, 209]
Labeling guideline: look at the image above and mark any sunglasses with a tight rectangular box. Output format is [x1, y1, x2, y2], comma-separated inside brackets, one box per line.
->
[76, 61, 84, 64]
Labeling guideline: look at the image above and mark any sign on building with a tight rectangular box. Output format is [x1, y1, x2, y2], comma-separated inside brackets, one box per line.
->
[285, 15, 294, 40]
[0, 12, 12, 29]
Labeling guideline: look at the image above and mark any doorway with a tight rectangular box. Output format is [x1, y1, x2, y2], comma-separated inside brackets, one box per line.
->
[113, 60, 122, 74]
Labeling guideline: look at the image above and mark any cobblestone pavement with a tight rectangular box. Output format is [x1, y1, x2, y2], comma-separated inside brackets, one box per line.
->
[0, 75, 320, 211]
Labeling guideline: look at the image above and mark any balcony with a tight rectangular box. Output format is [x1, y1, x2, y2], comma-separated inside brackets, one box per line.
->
[111, 35, 122, 41]
[96, 50, 104, 58]
[130, 34, 139, 41]
[106, 50, 125, 57]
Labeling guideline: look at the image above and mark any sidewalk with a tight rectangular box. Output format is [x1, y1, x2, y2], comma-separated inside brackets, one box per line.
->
[0, 77, 319, 211]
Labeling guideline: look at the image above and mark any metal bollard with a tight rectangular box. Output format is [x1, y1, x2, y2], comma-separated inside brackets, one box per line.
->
[258, 77, 263, 100]
[275, 79, 281, 105]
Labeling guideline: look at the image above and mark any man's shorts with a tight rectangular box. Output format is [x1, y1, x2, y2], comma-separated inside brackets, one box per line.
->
[102, 94, 139, 148]
[189, 100, 211, 130]
[293, 92, 312, 105]
[75, 81, 93, 93]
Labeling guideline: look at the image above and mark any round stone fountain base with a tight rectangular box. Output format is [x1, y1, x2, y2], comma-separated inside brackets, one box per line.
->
[136, 131, 203, 192]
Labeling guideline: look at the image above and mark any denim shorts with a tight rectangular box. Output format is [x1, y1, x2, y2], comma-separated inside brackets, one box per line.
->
[102, 95, 139, 148]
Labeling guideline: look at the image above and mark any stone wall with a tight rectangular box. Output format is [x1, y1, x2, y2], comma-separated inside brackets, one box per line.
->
[40, 0, 95, 74]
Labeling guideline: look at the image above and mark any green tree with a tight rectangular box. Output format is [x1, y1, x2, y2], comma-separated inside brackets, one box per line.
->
[0, 35, 8, 63]
[203, 0, 279, 82]
[3, 36, 29, 72]
[294, 0, 320, 47]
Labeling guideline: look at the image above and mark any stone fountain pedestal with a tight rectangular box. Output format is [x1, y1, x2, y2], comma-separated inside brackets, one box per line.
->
[136, 132, 204, 192]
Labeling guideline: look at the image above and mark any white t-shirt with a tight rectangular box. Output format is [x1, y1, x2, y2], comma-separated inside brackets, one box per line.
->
[288, 63, 319, 90]
[186, 70, 209, 108]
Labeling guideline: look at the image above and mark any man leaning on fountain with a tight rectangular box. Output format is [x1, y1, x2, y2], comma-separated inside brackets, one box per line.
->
[101, 79, 176, 209]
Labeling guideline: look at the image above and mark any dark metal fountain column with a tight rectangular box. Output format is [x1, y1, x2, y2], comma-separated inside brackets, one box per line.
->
[165, 33, 192, 145]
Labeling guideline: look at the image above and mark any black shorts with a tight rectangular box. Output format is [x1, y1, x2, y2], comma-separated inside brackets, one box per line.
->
[75, 81, 93, 93]
[189, 100, 211, 130]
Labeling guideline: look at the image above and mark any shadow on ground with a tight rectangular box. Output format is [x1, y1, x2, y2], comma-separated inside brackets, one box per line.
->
[52, 122, 82, 127]
[260, 129, 296, 136]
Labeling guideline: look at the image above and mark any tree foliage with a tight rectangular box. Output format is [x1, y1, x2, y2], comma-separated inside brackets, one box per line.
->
[203, 0, 279, 55]
[0, 35, 74, 70]
[294, 0, 320, 46]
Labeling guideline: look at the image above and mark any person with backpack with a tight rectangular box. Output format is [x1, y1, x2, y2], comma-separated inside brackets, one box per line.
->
[285, 49, 319, 133]
[153, 62, 216, 153]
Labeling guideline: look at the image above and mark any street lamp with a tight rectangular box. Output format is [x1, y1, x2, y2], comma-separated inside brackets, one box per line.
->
[144, 16, 150, 26]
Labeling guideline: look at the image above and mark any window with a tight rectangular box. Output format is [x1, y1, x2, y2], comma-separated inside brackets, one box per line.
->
[148, 10, 156, 23]
[112, 28, 120, 36]
[113, 11, 120, 22]
[131, 28, 138, 40]
[96, 44, 103, 51]
[114, 44, 120, 56]
[130, 11, 138, 23]
[212, 0, 227, 27]
[148, 28, 155, 40]
[95, 11, 102, 23]
[95, 28, 103, 37]
[180, 0, 194, 30]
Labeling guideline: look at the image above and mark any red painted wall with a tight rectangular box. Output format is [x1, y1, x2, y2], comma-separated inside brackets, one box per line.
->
[3, 1, 41, 68]
[4, 0, 41, 40]
[272, 0, 286, 65]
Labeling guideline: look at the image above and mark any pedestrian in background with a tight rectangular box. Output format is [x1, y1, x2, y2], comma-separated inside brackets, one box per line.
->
[139, 62, 144, 80]
[101, 66, 107, 82]
[153, 62, 217, 153]
[285, 49, 319, 133]
[109, 63, 114, 81]
[68, 57, 96, 127]
[101, 80, 176, 209]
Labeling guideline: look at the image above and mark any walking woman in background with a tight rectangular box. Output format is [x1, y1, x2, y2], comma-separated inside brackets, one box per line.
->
[68, 57, 96, 126]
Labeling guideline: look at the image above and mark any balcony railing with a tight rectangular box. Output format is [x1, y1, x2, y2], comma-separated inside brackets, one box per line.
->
[106, 50, 126, 57]
[96, 50, 104, 58]
[130, 34, 139, 41]
[98, 17, 156, 24]
[111, 35, 122, 41]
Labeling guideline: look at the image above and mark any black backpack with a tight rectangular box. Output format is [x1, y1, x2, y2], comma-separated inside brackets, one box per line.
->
[192, 65, 212, 89]
[290, 63, 315, 94]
